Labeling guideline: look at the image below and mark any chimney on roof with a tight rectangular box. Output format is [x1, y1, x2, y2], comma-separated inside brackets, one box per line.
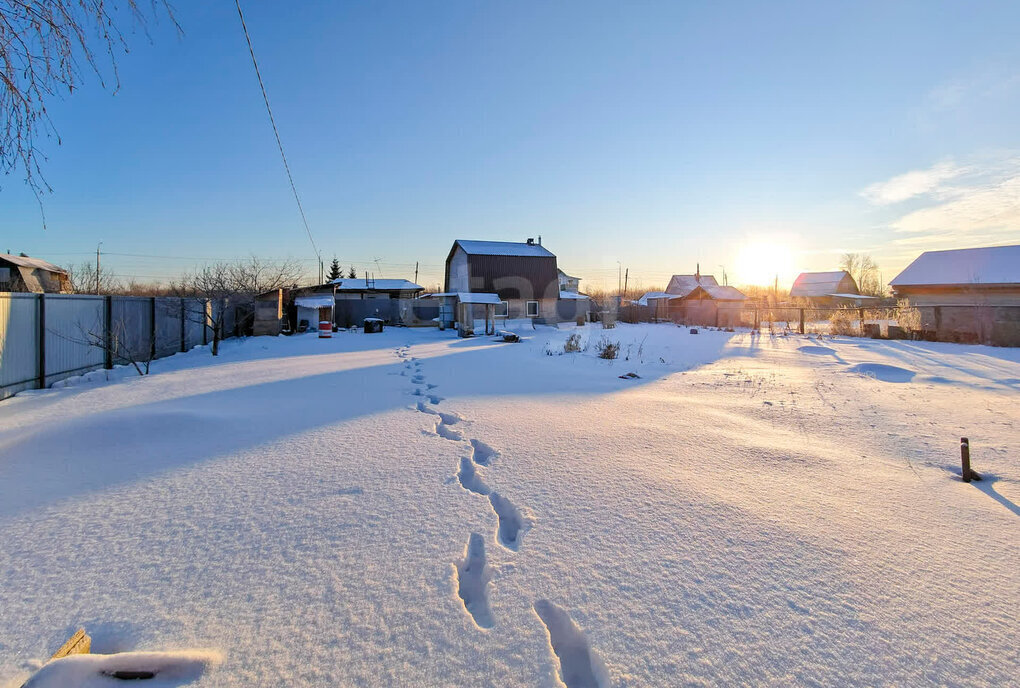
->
[696, 262, 700, 281]
[526, 238, 535, 245]
[538, 235, 542, 245]
[20, 252, 29, 257]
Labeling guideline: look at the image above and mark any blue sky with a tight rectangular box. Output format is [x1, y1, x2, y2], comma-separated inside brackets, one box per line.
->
[4, 0, 1020, 290]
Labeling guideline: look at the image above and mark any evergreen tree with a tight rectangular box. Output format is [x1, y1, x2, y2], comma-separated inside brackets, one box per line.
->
[348, 265, 358, 279]
[327, 256, 342, 281]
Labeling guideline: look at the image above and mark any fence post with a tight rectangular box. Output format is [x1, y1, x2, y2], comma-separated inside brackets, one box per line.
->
[37, 294, 46, 389]
[858, 307, 865, 336]
[180, 299, 186, 353]
[104, 295, 113, 370]
[799, 308, 805, 334]
[149, 297, 157, 360]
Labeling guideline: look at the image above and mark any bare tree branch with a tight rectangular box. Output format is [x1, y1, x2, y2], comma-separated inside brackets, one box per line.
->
[0, 0, 180, 210]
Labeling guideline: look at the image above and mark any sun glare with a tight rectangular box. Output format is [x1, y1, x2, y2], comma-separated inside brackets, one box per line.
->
[734, 241, 796, 287]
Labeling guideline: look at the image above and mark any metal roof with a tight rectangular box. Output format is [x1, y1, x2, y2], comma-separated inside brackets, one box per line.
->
[890, 245, 1020, 287]
[453, 240, 555, 258]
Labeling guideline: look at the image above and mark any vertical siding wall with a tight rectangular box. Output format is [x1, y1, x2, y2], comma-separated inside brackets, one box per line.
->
[0, 294, 41, 398]
[0, 294, 222, 402]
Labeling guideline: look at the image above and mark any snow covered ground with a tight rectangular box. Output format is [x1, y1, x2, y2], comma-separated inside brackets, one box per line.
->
[1, 323, 1017, 687]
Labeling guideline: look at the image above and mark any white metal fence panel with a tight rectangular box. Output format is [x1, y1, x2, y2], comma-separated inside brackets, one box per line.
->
[44, 295, 105, 385]
[0, 294, 40, 398]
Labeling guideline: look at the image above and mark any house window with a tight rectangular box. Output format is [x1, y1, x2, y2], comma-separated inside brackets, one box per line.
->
[495, 301, 508, 317]
[526, 300, 539, 317]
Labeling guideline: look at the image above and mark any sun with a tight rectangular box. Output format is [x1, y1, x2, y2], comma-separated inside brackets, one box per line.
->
[733, 241, 796, 287]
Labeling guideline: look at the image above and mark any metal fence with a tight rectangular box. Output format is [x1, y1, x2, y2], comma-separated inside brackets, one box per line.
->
[0, 293, 235, 401]
[616, 301, 1020, 346]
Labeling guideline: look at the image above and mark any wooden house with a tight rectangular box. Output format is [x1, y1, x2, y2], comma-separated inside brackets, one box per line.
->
[0, 253, 71, 293]
[890, 245, 1020, 345]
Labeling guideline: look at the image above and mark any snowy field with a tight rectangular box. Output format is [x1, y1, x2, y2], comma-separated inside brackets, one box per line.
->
[1, 323, 1018, 687]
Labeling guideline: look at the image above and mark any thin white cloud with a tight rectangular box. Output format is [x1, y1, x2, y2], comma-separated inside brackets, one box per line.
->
[863, 154, 1020, 248]
[860, 160, 963, 205]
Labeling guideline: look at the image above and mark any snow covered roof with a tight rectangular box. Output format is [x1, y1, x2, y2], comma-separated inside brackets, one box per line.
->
[329, 278, 423, 291]
[890, 245, 1020, 287]
[456, 292, 504, 305]
[790, 271, 857, 298]
[666, 274, 719, 297]
[0, 253, 67, 273]
[828, 293, 878, 300]
[633, 291, 673, 306]
[700, 285, 747, 301]
[294, 295, 335, 309]
[558, 269, 580, 279]
[453, 240, 555, 258]
[558, 291, 589, 300]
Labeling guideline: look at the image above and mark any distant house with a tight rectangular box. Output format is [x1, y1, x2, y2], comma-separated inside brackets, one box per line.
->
[445, 239, 561, 321]
[635, 272, 747, 326]
[790, 271, 860, 305]
[890, 244, 1020, 346]
[558, 269, 581, 294]
[0, 253, 71, 293]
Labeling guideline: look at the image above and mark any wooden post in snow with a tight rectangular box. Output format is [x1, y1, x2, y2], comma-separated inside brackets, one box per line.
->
[799, 308, 805, 334]
[960, 437, 981, 482]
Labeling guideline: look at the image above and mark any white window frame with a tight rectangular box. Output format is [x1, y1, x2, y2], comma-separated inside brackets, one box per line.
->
[526, 300, 539, 318]
[495, 300, 509, 317]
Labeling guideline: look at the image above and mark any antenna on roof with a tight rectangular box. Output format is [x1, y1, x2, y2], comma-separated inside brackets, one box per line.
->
[538, 235, 542, 246]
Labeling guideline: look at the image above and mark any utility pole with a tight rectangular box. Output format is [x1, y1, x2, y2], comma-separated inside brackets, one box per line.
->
[95, 241, 102, 294]
[623, 268, 628, 298]
[414, 261, 419, 285]
[774, 274, 778, 302]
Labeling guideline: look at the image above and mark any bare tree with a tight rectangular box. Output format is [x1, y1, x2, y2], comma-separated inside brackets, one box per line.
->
[67, 260, 120, 293]
[1, 1, 179, 204]
[839, 252, 884, 297]
[169, 256, 303, 356]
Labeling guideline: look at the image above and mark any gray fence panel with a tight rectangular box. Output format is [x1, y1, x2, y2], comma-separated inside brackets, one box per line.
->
[155, 297, 183, 358]
[110, 297, 153, 363]
[44, 294, 105, 385]
[335, 300, 401, 327]
[0, 294, 40, 399]
[184, 299, 206, 349]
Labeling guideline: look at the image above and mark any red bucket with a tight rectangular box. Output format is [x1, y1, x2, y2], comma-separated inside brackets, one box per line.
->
[318, 320, 332, 338]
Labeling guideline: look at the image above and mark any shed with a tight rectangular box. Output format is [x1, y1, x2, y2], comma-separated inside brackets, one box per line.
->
[295, 295, 335, 332]
[890, 244, 1020, 345]
[0, 253, 71, 293]
[790, 271, 860, 305]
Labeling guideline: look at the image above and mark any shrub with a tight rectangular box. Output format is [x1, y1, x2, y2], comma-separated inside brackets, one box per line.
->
[564, 333, 581, 353]
[828, 307, 857, 336]
[896, 299, 921, 332]
[596, 337, 619, 360]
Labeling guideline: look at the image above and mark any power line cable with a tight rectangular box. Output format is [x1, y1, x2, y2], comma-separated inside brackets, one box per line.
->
[234, 0, 321, 262]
